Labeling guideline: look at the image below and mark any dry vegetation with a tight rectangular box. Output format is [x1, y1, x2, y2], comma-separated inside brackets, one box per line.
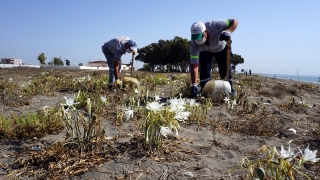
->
[0, 67, 319, 179]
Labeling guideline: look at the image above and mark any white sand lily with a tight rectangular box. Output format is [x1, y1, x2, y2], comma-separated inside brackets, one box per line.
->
[124, 109, 133, 121]
[100, 96, 107, 103]
[187, 98, 200, 106]
[160, 126, 172, 138]
[298, 145, 320, 165]
[274, 145, 297, 161]
[174, 111, 191, 122]
[154, 94, 161, 101]
[230, 99, 237, 109]
[146, 102, 163, 111]
[61, 95, 80, 111]
[169, 98, 185, 112]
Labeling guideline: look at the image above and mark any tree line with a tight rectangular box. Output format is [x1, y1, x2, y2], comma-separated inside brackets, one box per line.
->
[37, 53, 72, 66]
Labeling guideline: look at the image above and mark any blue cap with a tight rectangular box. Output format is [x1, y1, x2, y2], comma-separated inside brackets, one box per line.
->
[127, 39, 137, 51]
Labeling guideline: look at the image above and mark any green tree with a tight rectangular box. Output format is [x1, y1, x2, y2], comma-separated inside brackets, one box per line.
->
[136, 36, 189, 72]
[65, 59, 71, 66]
[53, 57, 64, 66]
[232, 54, 244, 71]
[138, 63, 152, 71]
[37, 52, 47, 65]
[167, 36, 190, 72]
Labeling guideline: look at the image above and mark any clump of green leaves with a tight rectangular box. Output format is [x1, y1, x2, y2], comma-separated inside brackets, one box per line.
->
[229, 144, 319, 180]
[143, 107, 179, 148]
[60, 97, 105, 143]
[144, 74, 168, 85]
[0, 108, 63, 139]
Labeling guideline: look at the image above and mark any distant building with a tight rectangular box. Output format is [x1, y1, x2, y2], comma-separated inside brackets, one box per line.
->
[87, 60, 131, 70]
[121, 63, 131, 70]
[1, 58, 22, 65]
[87, 60, 108, 67]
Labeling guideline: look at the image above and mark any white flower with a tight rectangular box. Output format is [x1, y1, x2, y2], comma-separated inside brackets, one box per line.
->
[160, 126, 172, 138]
[146, 102, 163, 111]
[230, 100, 237, 109]
[9, 78, 12, 81]
[280, 145, 294, 158]
[154, 94, 161, 101]
[87, 74, 91, 81]
[288, 128, 296, 134]
[274, 145, 299, 161]
[298, 145, 320, 164]
[188, 99, 200, 106]
[61, 95, 80, 111]
[124, 109, 133, 121]
[100, 96, 107, 103]
[174, 111, 191, 121]
[223, 97, 230, 103]
[169, 98, 185, 112]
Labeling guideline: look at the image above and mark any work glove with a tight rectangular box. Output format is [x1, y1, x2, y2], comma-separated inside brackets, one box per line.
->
[219, 30, 231, 41]
[132, 51, 136, 56]
[190, 84, 200, 97]
[113, 79, 122, 89]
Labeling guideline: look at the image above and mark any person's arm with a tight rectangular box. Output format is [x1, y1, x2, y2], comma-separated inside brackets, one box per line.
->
[226, 19, 238, 33]
[219, 19, 238, 41]
[190, 42, 200, 85]
[190, 63, 198, 84]
[114, 59, 120, 80]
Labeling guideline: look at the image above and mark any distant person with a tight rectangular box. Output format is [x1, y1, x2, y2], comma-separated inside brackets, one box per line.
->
[249, 69, 251, 76]
[189, 19, 238, 97]
[102, 36, 137, 90]
[245, 70, 248, 76]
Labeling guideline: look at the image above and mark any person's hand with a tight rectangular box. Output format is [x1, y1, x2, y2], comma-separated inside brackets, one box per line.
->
[132, 51, 136, 56]
[219, 30, 231, 41]
[190, 84, 200, 97]
[113, 79, 122, 89]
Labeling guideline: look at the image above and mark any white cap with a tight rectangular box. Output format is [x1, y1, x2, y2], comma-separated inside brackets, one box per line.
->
[190, 22, 206, 40]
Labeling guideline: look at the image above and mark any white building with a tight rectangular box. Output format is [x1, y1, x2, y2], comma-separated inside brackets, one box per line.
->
[1, 58, 22, 65]
[87, 60, 131, 70]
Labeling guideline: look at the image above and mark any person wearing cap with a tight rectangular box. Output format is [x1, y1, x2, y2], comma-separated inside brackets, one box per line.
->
[189, 19, 238, 97]
[102, 36, 137, 89]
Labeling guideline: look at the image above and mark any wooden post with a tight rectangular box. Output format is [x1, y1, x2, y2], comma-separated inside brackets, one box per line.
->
[226, 39, 231, 81]
[131, 53, 134, 77]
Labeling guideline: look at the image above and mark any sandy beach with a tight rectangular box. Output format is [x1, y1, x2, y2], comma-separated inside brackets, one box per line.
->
[0, 68, 319, 180]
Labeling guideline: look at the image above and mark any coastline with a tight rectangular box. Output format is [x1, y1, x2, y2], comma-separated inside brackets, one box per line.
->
[253, 73, 320, 85]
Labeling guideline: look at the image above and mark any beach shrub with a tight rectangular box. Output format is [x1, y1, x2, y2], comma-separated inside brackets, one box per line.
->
[0, 109, 63, 139]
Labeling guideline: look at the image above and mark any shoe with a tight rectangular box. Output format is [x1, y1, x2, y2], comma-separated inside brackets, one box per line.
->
[108, 85, 113, 91]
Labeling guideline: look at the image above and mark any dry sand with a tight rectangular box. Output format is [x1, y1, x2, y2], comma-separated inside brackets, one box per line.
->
[0, 68, 319, 179]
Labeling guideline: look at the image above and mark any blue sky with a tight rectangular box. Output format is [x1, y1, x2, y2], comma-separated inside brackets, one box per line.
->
[0, 0, 319, 75]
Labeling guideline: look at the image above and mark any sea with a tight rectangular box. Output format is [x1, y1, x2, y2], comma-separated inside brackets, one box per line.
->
[258, 74, 320, 84]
